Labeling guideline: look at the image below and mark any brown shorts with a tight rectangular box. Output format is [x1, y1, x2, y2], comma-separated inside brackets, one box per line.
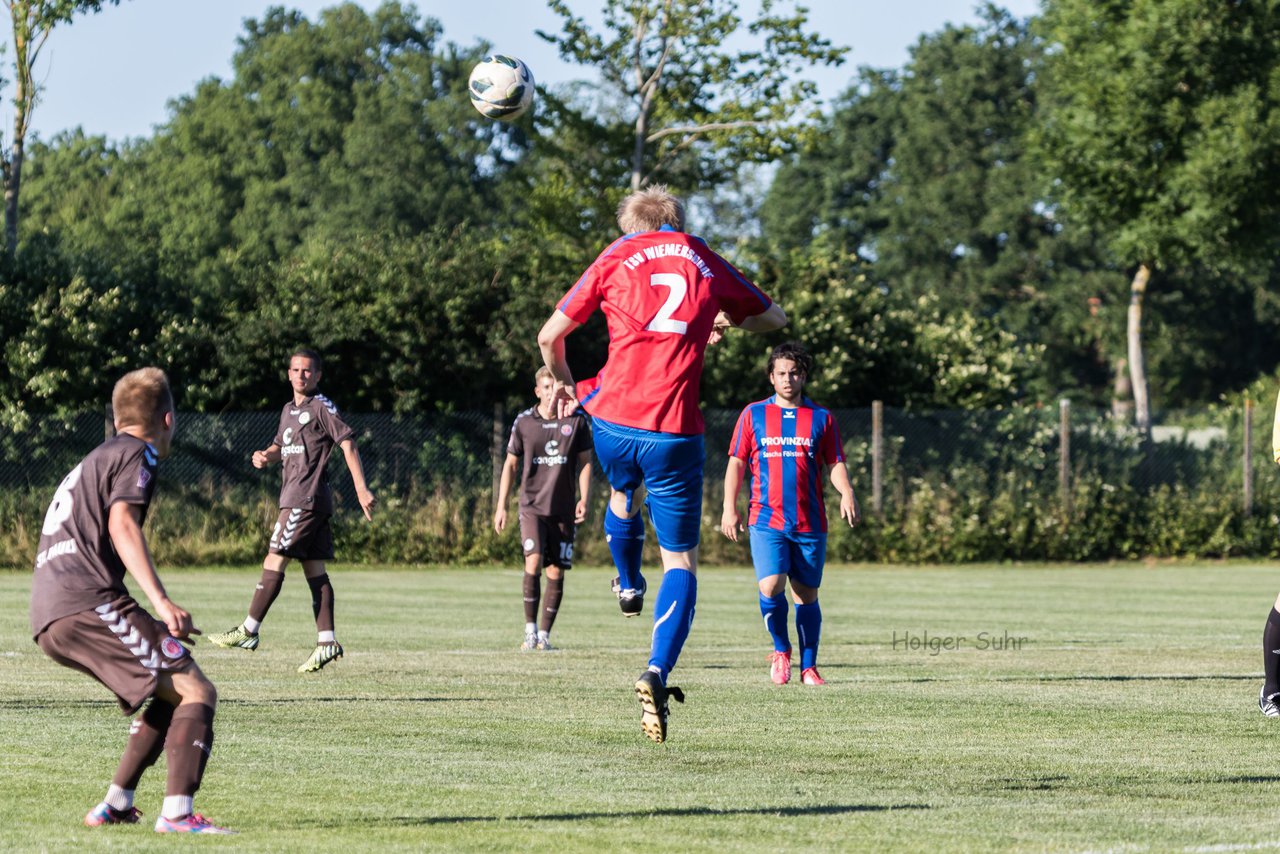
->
[269, 508, 334, 560]
[519, 513, 576, 570]
[35, 597, 195, 715]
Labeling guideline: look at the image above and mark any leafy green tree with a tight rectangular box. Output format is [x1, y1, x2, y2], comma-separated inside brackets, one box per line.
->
[3, 0, 123, 256]
[1036, 0, 1280, 432]
[538, 0, 846, 194]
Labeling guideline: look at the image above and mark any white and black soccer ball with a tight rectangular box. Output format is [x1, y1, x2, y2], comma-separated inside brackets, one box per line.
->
[468, 55, 535, 121]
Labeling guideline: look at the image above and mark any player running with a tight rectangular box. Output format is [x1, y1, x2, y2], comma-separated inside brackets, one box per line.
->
[494, 367, 594, 651]
[209, 349, 375, 673]
[720, 342, 860, 687]
[537, 185, 786, 742]
[1260, 389, 1280, 716]
[31, 368, 234, 834]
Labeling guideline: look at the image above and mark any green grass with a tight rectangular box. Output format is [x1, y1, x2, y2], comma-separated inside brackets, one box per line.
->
[2, 563, 1280, 852]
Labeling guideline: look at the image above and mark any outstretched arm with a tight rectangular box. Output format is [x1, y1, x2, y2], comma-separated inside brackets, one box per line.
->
[339, 438, 376, 520]
[537, 310, 583, 418]
[736, 303, 787, 333]
[109, 502, 196, 639]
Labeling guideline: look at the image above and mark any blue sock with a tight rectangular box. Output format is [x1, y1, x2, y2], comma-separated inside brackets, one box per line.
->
[759, 592, 791, 653]
[604, 507, 645, 591]
[795, 601, 822, 670]
[648, 569, 697, 679]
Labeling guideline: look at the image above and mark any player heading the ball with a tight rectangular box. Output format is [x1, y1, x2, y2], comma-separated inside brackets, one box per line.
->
[537, 184, 786, 743]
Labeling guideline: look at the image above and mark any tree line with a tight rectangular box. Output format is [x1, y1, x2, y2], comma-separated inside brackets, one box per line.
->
[2, 0, 1278, 433]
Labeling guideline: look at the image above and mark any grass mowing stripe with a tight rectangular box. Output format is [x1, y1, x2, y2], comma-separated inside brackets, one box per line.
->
[1, 563, 1278, 852]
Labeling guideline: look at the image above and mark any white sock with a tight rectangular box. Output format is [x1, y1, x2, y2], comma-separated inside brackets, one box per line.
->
[104, 784, 133, 810]
[318, 630, 336, 644]
[243, 617, 261, 633]
[161, 795, 194, 820]
[525, 622, 537, 635]
[537, 629, 550, 641]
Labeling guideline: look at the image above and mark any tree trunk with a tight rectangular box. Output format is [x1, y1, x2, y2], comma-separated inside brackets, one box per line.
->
[1126, 263, 1153, 434]
[5, 1, 32, 259]
[1111, 356, 1132, 421]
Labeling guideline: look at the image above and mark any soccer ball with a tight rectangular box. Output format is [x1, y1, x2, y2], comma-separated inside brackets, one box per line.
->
[468, 55, 535, 121]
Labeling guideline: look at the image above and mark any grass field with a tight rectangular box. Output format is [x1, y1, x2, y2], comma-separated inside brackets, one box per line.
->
[3, 563, 1280, 852]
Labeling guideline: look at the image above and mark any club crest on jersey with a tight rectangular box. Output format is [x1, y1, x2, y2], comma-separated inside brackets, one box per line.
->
[299, 412, 312, 425]
[161, 636, 187, 660]
[136, 467, 152, 490]
[560, 424, 572, 436]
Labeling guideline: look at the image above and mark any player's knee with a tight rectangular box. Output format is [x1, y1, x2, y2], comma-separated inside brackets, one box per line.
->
[546, 566, 564, 581]
[758, 575, 786, 597]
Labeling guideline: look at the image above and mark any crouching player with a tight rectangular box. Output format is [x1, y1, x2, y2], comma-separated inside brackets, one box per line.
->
[30, 368, 233, 834]
[720, 343, 860, 686]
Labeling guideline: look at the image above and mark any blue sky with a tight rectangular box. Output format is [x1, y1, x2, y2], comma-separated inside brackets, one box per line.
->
[13, 0, 1040, 142]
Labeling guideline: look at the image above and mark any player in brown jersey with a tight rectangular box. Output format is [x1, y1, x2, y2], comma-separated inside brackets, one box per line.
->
[209, 349, 376, 673]
[494, 367, 594, 651]
[31, 368, 234, 834]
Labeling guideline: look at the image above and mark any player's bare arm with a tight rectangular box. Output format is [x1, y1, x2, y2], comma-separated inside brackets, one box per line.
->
[537, 310, 583, 418]
[720, 456, 747, 541]
[734, 302, 788, 333]
[494, 453, 520, 532]
[107, 501, 196, 639]
[253, 443, 282, 469]
[575, 450, 593, 524]
[339, 438, 376, 521]
[829, 462, 861, 527]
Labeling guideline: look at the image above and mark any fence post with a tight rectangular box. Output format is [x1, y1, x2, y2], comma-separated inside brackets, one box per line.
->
[871, 400, 883, 515]
[104, 405, 114, 439]
[1059, 398, 1071, 515]
[492, 403, 505, 500]
[1244, 398, 1254, 517]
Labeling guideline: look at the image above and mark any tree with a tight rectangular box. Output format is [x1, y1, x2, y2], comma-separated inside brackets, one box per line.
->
[3, 0, 122, 257]
[1036, 0, 1280, 432]
[763, 7, 1113, 402]
[538, 0, 846, 193]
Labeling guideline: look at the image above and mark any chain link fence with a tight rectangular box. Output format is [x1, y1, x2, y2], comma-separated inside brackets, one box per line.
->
[2, 401, 1275, 564]
[1, 403, 1270, 504]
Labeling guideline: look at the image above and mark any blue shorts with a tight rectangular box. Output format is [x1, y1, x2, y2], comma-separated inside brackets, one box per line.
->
[590, 417, 705, 552]
[748, 526, 827, 588]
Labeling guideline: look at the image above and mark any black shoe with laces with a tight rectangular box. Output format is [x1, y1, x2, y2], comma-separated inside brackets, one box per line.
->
[634, 670, 684, 743]
[612, 576, 648, 618]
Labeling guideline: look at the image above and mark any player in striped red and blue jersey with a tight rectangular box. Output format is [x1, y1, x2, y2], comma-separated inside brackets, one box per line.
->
[721, 342, 860, 686]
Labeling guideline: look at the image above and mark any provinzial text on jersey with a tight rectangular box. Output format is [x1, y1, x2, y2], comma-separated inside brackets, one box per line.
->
[620, 243, 714, 278]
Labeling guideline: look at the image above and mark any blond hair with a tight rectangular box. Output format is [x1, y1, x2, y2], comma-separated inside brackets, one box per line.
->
[112, 368, 174, 430]
[617, 185, 685, 233]
[535, 366, 555, 384]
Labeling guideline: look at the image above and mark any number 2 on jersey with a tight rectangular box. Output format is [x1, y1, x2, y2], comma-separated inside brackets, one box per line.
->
[645, 273, 688, 335]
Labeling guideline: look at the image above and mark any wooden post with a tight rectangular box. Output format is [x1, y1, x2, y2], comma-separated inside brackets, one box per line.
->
[105, 405, 114, 439]
[871, 400, 883, 515]
[492, 403, 505, 500]
[1244, 398, 1254, 517]
[1059, 398, 1071, 515]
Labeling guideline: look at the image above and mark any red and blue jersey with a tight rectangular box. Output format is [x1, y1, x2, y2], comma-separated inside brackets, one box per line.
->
[557, 226, 773, 435]
[728, 396, 845, 533]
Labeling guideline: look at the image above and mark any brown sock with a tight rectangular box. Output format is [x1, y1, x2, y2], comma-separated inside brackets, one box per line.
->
[307, 573, 335, 633]
[165, 703, 214, 796]
[523, 573, 540, 624]
[248, 569, 285, 623]
[540, 575, 564, 633]
[113, 699, 175, 789]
